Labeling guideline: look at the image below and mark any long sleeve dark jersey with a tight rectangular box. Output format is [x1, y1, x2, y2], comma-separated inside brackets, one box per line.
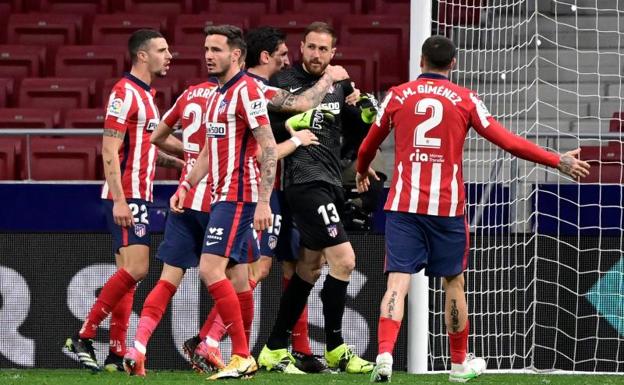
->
[269, 63, 352, 188]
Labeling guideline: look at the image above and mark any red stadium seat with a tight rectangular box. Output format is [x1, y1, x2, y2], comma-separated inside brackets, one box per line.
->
[62, 108, 106, 128]
[255, 14, 334, 62]
[0, 137, 20, 180]
[282, 0, 362, 16]
[55, 45, 128, 83]
[7, 13, 81, 47]
[340, 15, 409, 90]
[0, 4, 11, 43]
[39, 0, 108, 14]
[22, 137, 98, 180]
[438, 0, 482, 27]
[0, 108, 60, 128]
[166, 45, 207, 84]
[610, 112, 624, 132]
[580, 143, 623, 183]
[0, 45, 45, 80]
[91, 14, 164, 45]
[182, 77, 210, 90]
[154, 166, 180, 181]
[19, 78, 94, 110]
[332, 46, 379, 94]
[0, 78, 14, 107]
[121, 0, 192, 15]
[364, 0, 409, 15]
[173, 14, 250, 45]
[200, 0, 277, 17]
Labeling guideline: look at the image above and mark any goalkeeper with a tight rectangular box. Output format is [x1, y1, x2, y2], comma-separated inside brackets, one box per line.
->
[257, 22, 375, 375]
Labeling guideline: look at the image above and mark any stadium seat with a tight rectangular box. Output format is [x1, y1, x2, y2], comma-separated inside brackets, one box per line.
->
[200, 0, 277, 17]
[580, 143, 623, 183]
[173, 14, 250, 45]
[7, 13, 81, 48]
[0, 45, 45, 80]
[0, 3, 11, 43]
[55, 45, 128, 82]
[255, 14, 334, 61]
[91, 14, 165, 45]
[38, 0, 108, 14]
[282, 0, 362, 16]
[0, 137, 20, 180]
[364, 0, 409, 15]
[610, 112, 623, 132]
[0, 108, 60, 128]
[120, 0, 193, 15]
[22, 137, 98, 180]
[438, 0, 482, 27]
[154, 166, 180, 181]
[62, 108, 106, 128]
[340, 15, 409, 90]
[0, 78, 14, 108]
[166, 45, 208, 84]
[332, 46, 379, 94]
[18, 78, 94, 110]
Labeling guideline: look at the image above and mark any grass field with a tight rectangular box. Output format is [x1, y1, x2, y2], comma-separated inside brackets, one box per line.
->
[0, 370, 622, 385]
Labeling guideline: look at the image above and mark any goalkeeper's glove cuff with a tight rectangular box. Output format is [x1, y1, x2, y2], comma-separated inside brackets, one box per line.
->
[286, 108, 335, 131]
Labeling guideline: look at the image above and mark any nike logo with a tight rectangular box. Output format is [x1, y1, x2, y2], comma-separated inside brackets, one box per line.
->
[206, 241, 219, 246]
[289, 86, 302, 93]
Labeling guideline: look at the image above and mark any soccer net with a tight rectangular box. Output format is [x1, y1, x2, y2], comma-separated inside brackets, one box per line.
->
[429, 0, 624, 373]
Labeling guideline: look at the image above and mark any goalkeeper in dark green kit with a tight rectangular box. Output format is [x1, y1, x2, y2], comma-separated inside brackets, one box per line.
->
[258, 21, 377, 375]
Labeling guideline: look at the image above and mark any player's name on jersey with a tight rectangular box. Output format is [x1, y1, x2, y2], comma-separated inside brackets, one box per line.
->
[394, 84, 462, 106]
[187, 87, 215, 100]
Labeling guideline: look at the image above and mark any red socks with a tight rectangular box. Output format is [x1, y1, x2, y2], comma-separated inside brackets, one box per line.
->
[377, 317, 402, 355]
[237, 290, 254, 344]
[108, 285, 136, 356]
[134, 280, 177, 351]
[80, 269, 136, 339]
[208, 279, 248, 357]
[449, 321, 469, 364]
[283, 276, 313, 355]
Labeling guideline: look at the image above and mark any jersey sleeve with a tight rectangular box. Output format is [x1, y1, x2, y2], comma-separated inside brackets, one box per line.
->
[104, 84, 135, 133]
[161, 90, 187, 128]
[239, 81, 270, 130]
[356, 89, 396, 173]
[468, 92, 560, 168]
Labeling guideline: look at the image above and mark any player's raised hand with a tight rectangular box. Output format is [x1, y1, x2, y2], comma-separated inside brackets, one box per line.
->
[113, 200, 134, 227]
[356, 167, 380, 193]
[324, 65, 349, 82]
[254, 201, 272, 231]
[557, 148, 591, 180]
[293, 129, 319, 146]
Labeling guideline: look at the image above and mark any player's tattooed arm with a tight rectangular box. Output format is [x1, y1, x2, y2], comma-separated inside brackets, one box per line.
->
[268, 65, 348, 113]
[252, 124, 278, 203]
[103, 128, 125, 140]
[156, 151, 184, 170]
[102, 129, 126, 202]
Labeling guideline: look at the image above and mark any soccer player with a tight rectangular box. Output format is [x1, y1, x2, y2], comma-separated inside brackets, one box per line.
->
[257, 22, 374, 375]
[187, 26, 348, 374]
[356, 35, 591, 383]
[121, 79, 218, 376]
[64, 29, 182, 372]
[173, 25, 278, 380]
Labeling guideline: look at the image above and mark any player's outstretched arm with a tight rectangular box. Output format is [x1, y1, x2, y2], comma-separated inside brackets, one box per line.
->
[557, 148, 591, 179]
[102, 129, 133, 227]
[156, 151, 185, 170]
[151, 121, 184, 158]
[252, 124, 277, 231]
[268, 65, 349, 113]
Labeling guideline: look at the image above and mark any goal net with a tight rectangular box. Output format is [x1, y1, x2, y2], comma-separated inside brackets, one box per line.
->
[429, 0, 624, 372]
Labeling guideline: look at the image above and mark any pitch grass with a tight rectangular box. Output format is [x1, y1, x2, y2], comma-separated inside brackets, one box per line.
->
[1, 370, 622, 385]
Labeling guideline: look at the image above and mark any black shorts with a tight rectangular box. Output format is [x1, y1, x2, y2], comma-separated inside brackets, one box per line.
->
[285, 182, 349, 251]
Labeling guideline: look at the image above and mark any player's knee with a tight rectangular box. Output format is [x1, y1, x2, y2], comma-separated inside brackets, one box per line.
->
[334, 254, 355, 276]
[442, 273, 465, 291]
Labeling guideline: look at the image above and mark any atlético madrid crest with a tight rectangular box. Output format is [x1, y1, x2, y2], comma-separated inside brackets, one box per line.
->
[268, 235, 278, 250]
[134, 224, 147, 238]
[327, 225, 338, 238]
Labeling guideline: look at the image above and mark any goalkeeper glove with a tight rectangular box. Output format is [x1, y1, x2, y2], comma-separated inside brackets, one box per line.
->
[286, 108, 335, 131]
[356, 93, 379, 124]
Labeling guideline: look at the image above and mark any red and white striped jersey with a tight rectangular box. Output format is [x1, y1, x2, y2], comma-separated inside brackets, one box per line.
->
[247, 71, 285, 190]
[357, 73, 560, 217]
[101, 73, 160, 202]
[162, 81, 218, 212]
[204, 70, 271, 203]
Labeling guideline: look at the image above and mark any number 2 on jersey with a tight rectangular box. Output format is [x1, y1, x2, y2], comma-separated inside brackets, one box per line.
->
[182, 103, 203, 153]
[413, 98, 442, 149]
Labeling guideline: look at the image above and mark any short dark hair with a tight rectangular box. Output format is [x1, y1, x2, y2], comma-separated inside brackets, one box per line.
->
[421, 35, 457, 70]
[128, 29, 164, 64]
[303, 21, 336, 47]
[245, 26, 287, 68]
[204, 24, 247, 59]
